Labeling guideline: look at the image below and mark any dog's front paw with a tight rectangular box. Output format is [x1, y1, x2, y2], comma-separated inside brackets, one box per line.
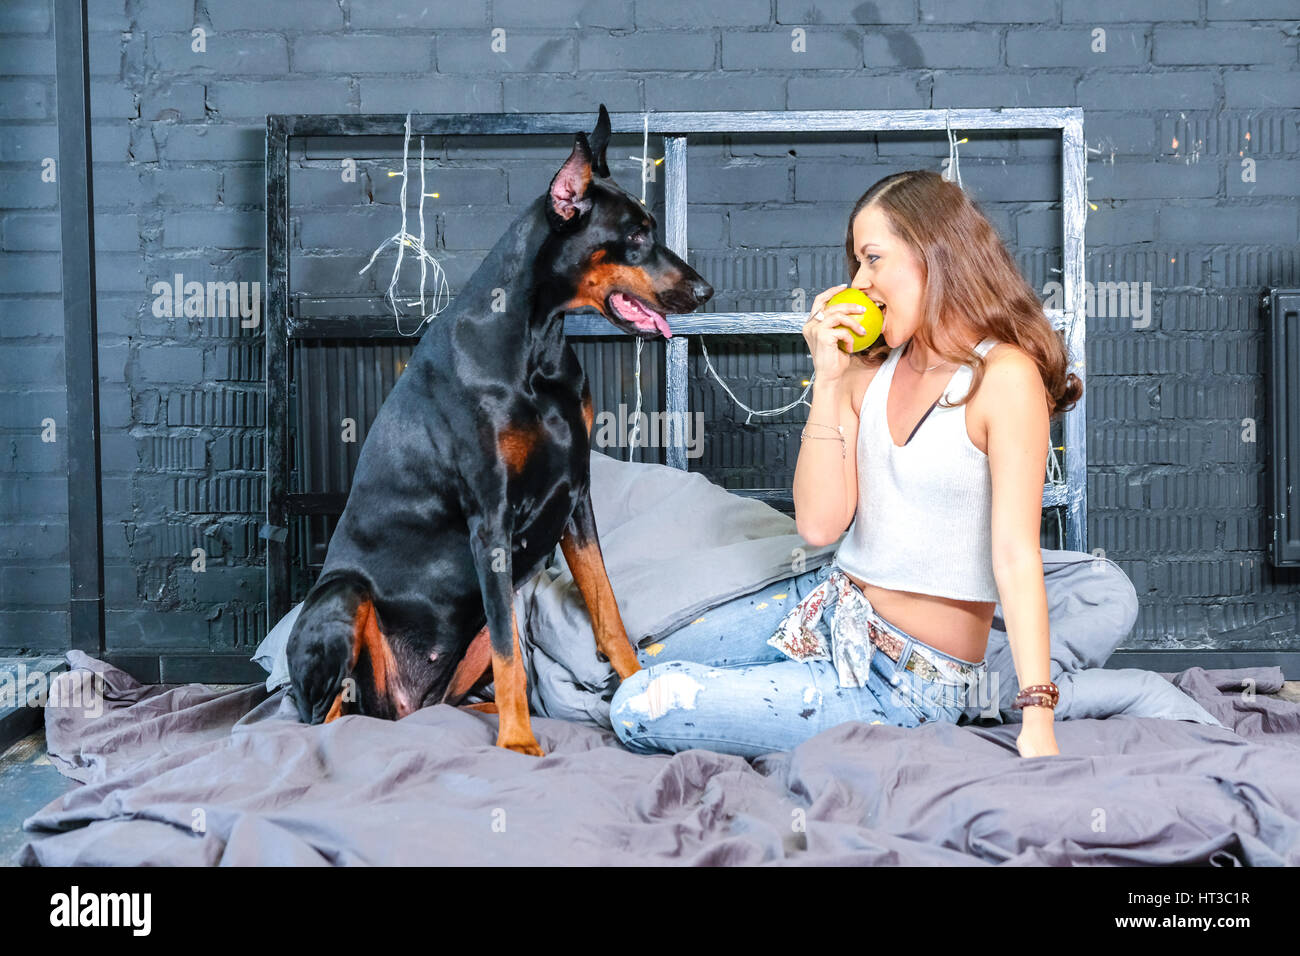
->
[498, 734, 546, 757]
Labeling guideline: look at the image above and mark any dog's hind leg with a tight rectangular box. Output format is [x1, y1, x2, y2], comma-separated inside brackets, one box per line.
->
[287, 578, 357, 725]
[287, 577, 412, 724]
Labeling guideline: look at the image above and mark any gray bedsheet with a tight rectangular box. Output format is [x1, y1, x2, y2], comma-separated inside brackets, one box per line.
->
[15, 651, 1300, 865]
[16, 452, 1300, 864]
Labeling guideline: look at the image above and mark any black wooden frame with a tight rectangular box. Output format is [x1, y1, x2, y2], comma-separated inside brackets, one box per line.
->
[264, 109, 1091, 623]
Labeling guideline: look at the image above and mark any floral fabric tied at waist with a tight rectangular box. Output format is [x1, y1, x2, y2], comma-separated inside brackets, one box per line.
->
[766, 568, 880, 688]
[767, 567, 980, 690]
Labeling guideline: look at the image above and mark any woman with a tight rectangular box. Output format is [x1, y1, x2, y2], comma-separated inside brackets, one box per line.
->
[609, 170, 1082, 760]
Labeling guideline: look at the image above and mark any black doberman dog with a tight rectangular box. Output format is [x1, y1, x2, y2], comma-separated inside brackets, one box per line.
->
[286, 105, 713, 756]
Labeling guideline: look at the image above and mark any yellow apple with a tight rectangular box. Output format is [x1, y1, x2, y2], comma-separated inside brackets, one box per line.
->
[829, 287, 884, 353]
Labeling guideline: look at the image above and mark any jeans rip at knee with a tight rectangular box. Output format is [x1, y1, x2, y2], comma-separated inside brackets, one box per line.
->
[611, 664, 710, 723]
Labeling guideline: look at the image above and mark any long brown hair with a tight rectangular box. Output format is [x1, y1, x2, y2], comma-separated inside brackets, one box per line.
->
[843, 169, 1082, 419]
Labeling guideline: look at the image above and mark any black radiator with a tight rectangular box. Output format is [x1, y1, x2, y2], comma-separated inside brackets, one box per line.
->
[1264, 288, 1300, 567]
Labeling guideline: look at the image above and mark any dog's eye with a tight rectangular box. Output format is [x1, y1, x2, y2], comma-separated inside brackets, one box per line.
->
[627, 230, 648, 245]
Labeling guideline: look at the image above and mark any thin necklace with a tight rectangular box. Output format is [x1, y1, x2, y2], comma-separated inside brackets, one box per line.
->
[904, 341, 952, 374]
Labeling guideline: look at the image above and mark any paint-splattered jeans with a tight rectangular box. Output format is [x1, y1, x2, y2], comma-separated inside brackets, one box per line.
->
[609, 564, 984, 759]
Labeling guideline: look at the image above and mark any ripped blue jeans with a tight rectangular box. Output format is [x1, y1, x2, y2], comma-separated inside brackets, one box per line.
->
[609, 564, 989, 759]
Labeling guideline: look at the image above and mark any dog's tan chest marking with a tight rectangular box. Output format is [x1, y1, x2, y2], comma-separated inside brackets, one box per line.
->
[497, 422, 539, 475]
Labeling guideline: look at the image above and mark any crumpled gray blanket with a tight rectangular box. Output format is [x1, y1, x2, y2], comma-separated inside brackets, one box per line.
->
[16, 651, 1300, 865]
[17, 452, 1300, 865]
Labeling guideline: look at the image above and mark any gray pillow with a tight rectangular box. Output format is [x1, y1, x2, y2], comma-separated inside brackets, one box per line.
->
[963, 549, 1218, 726]
[252, 600, 298, 693]
[975, 548, 1134, 721]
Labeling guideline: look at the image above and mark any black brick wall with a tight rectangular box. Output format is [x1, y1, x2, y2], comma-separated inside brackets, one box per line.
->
[1, 0, 1297, 673]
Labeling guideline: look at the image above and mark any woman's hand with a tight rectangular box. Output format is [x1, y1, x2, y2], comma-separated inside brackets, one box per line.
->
[802, 284, 869, 385]
[1016, 707, 1060, 757]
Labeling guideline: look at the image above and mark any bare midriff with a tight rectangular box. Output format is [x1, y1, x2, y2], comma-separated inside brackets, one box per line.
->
[836, 340, 1000, 666]
[840, 568, 995, 665]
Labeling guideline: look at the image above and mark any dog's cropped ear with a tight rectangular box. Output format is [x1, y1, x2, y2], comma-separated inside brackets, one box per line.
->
[589, 103, 611, 178]
[546, 132, 595, 230]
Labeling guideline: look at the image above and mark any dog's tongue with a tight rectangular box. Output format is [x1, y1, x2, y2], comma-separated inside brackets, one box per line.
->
[611, 292, 672, 338]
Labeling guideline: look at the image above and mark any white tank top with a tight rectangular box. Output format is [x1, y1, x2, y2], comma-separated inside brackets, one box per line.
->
[832, 337, 1001, 602]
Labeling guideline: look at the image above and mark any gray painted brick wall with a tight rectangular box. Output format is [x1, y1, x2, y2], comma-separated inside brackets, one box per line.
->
[1, 0, 1298, 673]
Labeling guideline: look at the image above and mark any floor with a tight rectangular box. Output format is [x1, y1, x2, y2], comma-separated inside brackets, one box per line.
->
[3, 680, 1298, 866]
[0, 683, 246, 866]
[0, 730, 82, 865]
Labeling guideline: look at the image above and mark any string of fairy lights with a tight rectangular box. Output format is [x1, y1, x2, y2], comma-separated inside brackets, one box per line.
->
[357, 110, 1072, 540]
[359, 113, 451, 334]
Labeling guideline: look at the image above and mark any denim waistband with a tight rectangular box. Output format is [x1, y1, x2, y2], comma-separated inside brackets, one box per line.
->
[893, 633, 986, 688]
[770, 567, 986, 690]
[881, 616, 986, 671]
